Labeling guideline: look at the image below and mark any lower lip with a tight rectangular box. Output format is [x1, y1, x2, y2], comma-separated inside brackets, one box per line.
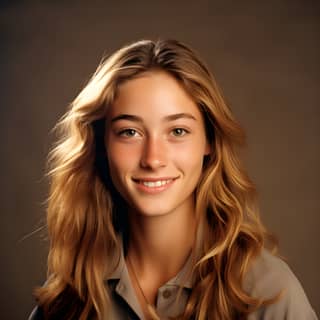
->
[134, 179, 177, 194]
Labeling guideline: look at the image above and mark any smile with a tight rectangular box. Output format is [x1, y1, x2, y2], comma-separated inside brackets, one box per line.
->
[141, 179, 173, 188]
[132, 177, 178, 193]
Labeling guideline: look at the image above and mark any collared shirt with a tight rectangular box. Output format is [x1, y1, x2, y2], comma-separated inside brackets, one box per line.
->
[29, 249, 318, 320]
[105, 247, 193, 319]
[103, 248, 318, 320]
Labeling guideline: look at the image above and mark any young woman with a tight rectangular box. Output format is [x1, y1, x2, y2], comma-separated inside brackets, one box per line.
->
[29, 39, 317, 320]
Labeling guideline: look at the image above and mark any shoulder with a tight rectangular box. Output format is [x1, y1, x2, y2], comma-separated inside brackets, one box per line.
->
[244, 249, 318, 320]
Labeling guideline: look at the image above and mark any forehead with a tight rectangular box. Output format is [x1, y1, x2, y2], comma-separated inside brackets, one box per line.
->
[108, 71, 203, 120]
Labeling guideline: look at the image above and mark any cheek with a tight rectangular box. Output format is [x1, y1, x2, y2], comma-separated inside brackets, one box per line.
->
[175, 136, 207, 163]
[106, 142, 140, 181]
[107, 136, 133, 161]
[173, 141, 206, 175]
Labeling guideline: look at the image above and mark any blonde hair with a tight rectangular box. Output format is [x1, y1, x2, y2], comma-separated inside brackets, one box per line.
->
[35, 39, 278, 319]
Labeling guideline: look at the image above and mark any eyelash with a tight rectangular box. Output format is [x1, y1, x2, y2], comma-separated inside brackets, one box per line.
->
[171, 128, 189, 137]
[117, 128, 140, 137]
[116, 127, 190, 138]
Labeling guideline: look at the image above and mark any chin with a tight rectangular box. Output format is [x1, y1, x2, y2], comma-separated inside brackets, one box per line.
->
[128, 200, 177, 218]
[132, 206, 173, 218]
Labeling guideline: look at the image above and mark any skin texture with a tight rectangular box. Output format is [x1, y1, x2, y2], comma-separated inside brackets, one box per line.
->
[106, 70, 210, 219]
[105, 70, 210, 309]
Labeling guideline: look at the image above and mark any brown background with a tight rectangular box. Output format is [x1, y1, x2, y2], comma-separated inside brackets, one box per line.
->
[1, 0, 319, 319]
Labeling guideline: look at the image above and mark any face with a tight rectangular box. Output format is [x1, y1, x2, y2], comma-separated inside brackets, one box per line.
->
[105, 70, 210, 219]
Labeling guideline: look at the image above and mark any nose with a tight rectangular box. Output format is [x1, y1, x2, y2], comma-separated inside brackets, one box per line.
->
[140, 136, 167, 169]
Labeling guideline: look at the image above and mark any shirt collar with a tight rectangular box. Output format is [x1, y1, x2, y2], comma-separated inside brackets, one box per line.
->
[105, 241, 194, 289]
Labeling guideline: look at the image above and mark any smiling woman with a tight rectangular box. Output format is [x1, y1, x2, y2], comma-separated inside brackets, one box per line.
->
[106, 71, 210, 219]
[29, 39, 317, 320]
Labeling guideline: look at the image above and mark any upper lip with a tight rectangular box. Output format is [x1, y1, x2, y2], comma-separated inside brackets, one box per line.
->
[132, 176, 179, 182]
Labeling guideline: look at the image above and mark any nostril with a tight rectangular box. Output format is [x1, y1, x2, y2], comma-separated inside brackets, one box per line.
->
[140, 158, 166, 169]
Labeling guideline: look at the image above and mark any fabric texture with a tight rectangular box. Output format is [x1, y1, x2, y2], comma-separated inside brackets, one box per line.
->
[28, 249, 318, 320]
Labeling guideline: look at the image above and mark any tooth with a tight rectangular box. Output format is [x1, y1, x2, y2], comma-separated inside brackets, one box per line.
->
[141, 180, 171, 188]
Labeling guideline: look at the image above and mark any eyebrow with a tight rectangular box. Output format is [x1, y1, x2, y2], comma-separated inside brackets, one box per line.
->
[111, 112, 197, 123]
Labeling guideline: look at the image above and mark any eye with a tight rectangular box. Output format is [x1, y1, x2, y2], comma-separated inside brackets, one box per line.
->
[118, 128, 139, 137]
[171, 128, 189, 137]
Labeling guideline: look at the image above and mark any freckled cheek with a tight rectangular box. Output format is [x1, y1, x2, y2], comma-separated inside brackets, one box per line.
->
[105, 144, 135, 197]
[172, 141, 207, 171]
[106, 143, 141, 174]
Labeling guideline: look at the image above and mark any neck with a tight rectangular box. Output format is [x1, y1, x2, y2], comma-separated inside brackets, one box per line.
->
[127, 206, 196, 283]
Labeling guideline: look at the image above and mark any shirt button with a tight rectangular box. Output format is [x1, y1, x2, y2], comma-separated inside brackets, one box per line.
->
[162, 289, 171, 299]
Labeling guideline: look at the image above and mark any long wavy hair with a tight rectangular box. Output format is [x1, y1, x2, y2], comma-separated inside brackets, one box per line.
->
[35, 39, 278, 319]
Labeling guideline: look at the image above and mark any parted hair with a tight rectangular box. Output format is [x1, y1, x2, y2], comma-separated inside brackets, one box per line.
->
[34, 39, 278, 319]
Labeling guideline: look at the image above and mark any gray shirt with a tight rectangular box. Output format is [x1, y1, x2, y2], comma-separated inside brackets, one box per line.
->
[28, 249, 318, 319]
[105, 249, 317, 320]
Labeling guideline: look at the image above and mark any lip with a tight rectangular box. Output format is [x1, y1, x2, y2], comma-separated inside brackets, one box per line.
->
[132, 176, 179, 194]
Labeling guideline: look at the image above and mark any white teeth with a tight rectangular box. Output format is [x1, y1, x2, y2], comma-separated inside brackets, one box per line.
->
[142, 180, 172, 188]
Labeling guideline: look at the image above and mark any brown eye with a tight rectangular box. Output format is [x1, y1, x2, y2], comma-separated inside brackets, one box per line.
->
[119, 129, 139, 137]
[172, 128, 188, 137]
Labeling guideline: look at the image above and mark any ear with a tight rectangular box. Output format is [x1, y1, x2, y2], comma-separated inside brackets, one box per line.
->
[204, 141, 212, 156]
